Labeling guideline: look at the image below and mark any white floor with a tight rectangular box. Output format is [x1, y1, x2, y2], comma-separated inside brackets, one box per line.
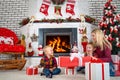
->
[0, 69, 120, 80]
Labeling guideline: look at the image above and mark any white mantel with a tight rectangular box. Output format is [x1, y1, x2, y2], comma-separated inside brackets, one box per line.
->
[20, 22, 94, 56]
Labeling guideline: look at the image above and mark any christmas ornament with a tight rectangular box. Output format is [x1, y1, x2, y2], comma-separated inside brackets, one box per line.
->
[27, 43, 34, 57]
[31, 33, 38, 42]
[110, 26, 113, 33]
[71, 41, 78, 53]
[21, 34, 26, 48]
[38, 45, 43, 56]
[79, 28, 84, 34]
[54, 6, 62, 16]
[80, 14, 85, 22]
[81, 36, 88, 53]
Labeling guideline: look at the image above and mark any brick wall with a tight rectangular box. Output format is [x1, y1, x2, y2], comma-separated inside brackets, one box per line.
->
[0, 0, 28, 37]
[88, 0, 120, 24]
[0, 0, 120, 37]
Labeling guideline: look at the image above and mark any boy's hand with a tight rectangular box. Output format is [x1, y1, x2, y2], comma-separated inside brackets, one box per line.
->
[34, 65, 42, 68]
[49, 68, 54, 72]
[49, 67, 56, 72]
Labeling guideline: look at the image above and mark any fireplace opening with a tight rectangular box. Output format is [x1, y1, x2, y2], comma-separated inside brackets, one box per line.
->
[39, 28, 77, 56]
[45, 33, 71, 53]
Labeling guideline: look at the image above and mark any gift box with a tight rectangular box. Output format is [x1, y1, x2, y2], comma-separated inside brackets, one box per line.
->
[111, 55, 120, 71]
[85, 61, 110, 80]
[65, 67, 76, 75]
[58, 56, 79, 67]
[26, 67, 38, 75]
[58, 56, 78, 75]
[82, 56, 91, 66]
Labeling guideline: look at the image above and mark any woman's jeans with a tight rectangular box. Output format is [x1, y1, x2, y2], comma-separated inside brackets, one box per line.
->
[43, 68, 61, 76]
[109, 62, 115, 76]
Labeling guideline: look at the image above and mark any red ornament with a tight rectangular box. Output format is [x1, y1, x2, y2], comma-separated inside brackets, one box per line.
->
[81, 42, 88, 53]
[110, 26, 113, 33]
[103, 22, 108, 28]
[114, 26, 118, 33]
[38, 45, 43, 56]
[27, 43, 34, 56]
[79, 28, 84, 34]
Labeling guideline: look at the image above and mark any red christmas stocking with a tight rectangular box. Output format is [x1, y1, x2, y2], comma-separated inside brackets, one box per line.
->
[81, 42, 88, 52]
[54, 6, 62, 16]
[66, 3, 75, 15]
[40, 3, 50, 16]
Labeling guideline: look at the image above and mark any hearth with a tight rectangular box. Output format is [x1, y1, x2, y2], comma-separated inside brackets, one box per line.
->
[38, 28, 77, 56]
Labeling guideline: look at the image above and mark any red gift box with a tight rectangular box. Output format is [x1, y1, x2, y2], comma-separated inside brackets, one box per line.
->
[82, 56, 91, 66]
[26, 67, 38, 75]
[58, 56, 79, 67]
[58, 56, 78, 75]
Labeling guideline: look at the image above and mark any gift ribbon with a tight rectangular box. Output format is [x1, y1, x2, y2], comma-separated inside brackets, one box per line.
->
[89, 58, 104, 80]
[26, 67, 38, 75]
[66, 67, 74, 75]
[118, 61, 120, 71]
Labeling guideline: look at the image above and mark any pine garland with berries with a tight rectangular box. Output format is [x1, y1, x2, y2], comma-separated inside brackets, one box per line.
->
[99, 0, 120, 55]
[19, 16, 96, 26]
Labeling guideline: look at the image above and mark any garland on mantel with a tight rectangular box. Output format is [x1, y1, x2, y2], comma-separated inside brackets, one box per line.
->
[19, 16, 96, 26]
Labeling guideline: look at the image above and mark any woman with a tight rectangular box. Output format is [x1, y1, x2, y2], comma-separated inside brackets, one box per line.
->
[91, 28, 115, 76]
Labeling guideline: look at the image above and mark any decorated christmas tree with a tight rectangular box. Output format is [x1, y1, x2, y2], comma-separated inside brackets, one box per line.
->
[99, 0, 120, 55]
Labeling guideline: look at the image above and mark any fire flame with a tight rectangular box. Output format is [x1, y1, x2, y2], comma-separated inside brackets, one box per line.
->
[48, 36, 70, 52]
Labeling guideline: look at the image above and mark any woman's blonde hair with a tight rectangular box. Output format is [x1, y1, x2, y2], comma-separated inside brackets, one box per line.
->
[91, 28, 112, 50]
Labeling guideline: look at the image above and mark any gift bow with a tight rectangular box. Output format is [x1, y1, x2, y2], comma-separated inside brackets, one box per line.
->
[89, 58, 105, 80]
[90, 58, 103, 63]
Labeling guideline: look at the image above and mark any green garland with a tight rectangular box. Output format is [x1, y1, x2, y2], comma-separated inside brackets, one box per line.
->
[19, 16, 96, 26]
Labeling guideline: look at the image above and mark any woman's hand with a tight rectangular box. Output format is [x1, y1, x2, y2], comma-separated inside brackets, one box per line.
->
[91, 56, 98, 60]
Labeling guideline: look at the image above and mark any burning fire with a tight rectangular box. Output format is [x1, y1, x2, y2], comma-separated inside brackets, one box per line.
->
[48, 36, 70, 52]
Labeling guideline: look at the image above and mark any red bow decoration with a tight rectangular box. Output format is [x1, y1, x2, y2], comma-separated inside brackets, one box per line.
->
[79, 28, 84, 34]
[90, 58, 103, 63]
[105, 10, 113, 16]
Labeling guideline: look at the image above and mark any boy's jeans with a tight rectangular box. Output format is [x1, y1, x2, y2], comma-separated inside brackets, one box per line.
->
[43, 68, 61, 76]
[109, 62, 115, 76]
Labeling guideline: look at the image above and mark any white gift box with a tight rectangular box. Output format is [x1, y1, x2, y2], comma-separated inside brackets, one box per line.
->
[111, 55, 120, 71]
[85, 62, 110, 80]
